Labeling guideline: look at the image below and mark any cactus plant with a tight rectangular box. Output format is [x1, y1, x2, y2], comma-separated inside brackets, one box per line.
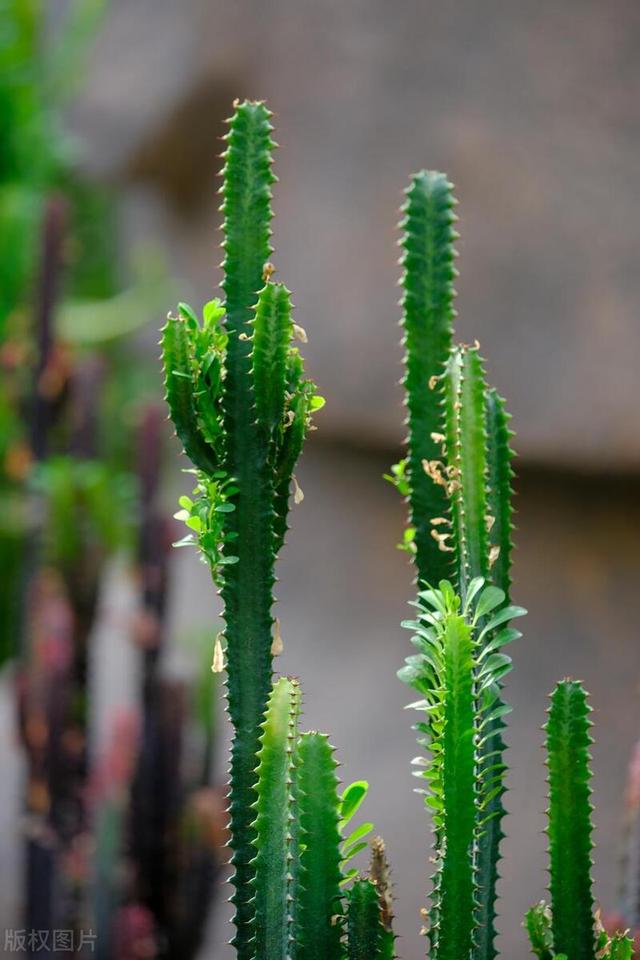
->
[161, 103, 635, 960]
[162, 99, 395, 959]
[395, 169, 633, 960]
[525, 681, 634, 960]
[396, 172, 519, 960]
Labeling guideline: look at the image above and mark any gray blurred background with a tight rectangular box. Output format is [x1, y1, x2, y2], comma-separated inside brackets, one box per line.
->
[5, 1, 640, 957]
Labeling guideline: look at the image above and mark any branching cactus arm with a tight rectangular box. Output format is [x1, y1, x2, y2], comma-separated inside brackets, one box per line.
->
[398, 171, 456, 587]
[294, 732, 343, 960]
[524, 902, 554, 960]
[485, 388, 515, 602]
[252, 677, 302, 960]
[252, 281, 293, 438]
[161, 309, 219, 475]
[369, 837, 396, 960]
[347, 878, 384, 960]
[441, 344, 489, 598]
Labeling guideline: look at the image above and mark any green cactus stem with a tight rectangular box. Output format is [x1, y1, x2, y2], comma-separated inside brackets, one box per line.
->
[399, 579, 523, 960]
[546, 680, 596, 960]
[252, 280, 293, 438]
[162, 101, 322, 956]
[294, 732, 343, 960]
[219, 104, 278, 953]
[252, 677, 301, 960]
[485, 388, 515, 603]
[524, 902, 554, 960]
[347, 878, 385, 960]
[441, 344, 489, 599]
[398, 171, 456, 587]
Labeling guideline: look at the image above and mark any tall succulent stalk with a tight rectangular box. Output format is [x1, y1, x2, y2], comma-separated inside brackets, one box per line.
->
[547, 680, 595, 959]
[397, 171, 517, 959]
[162, 101, 322, 955]
[162, 108, 633, 960]
[399, 172, 456, 588]
[219, 101, 279, 952]
[400, 580, 523, 959]
[526, 680, 633, 960]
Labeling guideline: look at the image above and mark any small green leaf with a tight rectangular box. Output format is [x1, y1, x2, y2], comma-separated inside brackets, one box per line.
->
[339, 781, 369, 829]
[474, 585, 505, 620]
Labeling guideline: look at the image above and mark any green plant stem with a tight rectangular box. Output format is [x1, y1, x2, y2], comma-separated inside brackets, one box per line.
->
[400, 171, 456, 587]
[546, 680, 595, 960]
[252, 677, 301, 960]
[294, 732, 343, 960]
[220, 99, 277, 956]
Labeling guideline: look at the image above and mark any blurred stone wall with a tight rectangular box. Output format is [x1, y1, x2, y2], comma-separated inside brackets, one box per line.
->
[33, 1, 640, 957]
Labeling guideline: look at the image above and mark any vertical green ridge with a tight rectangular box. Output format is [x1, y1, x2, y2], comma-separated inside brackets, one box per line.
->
[442, 345, 489, 600]
[252, 677, 301, 960]
[294, 732, 343, 960]
[161, 313, 219, 475]
[252, 280, 293, 437]
[474, 387, 516, 960]
[546, 680, 595, 960]
[400, 582, 522, 960]
[485, 388, 515, 602]
[400, 171, 456, 587]
[438, 612, 477, 960]
[219, 99, 278, 956]
[347, 878, 384, 960]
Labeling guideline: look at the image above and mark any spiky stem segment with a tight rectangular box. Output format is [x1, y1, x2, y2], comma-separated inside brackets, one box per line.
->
[294, 733, 343, 960]
[442, 345, 488, 600]
[607, 934, 634, 960]
[400, 581, 523, 960]
[474, 388, 515, 960]
[161, 313, 219, 474]
[546, 680, 595, 960]
[443, 348, 513, 960]
[252, 677, 301, 960]
[220, 99, 277, 955]
[524, 902, 554, 960]
[485, 388, 515, 603]
[252, 281, 293, 437]
[473, 719, 506, 960]
[347, 879, 385, 960]
[437, 611, 477, 960]
[400, 171, 456, 587]
[369, 837, 396, 960]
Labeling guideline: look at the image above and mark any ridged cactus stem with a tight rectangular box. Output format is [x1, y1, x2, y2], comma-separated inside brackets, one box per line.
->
[442, 344, 489, 600]
[400, 581, 523, 960]
[369, 837, 396, 960]
[546, 680, 595, 960]
[162, 101, 322, 955]
[474, 388, 515, 960]
[485, 388, 515, 603]
[347, 878, 385, 960]
[436, 610, 477, 960]
[252, 677, 301, 960]
[294, 733, 343, 960]
[219, 101, 278, 953]
[399, 171, 456, 587]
